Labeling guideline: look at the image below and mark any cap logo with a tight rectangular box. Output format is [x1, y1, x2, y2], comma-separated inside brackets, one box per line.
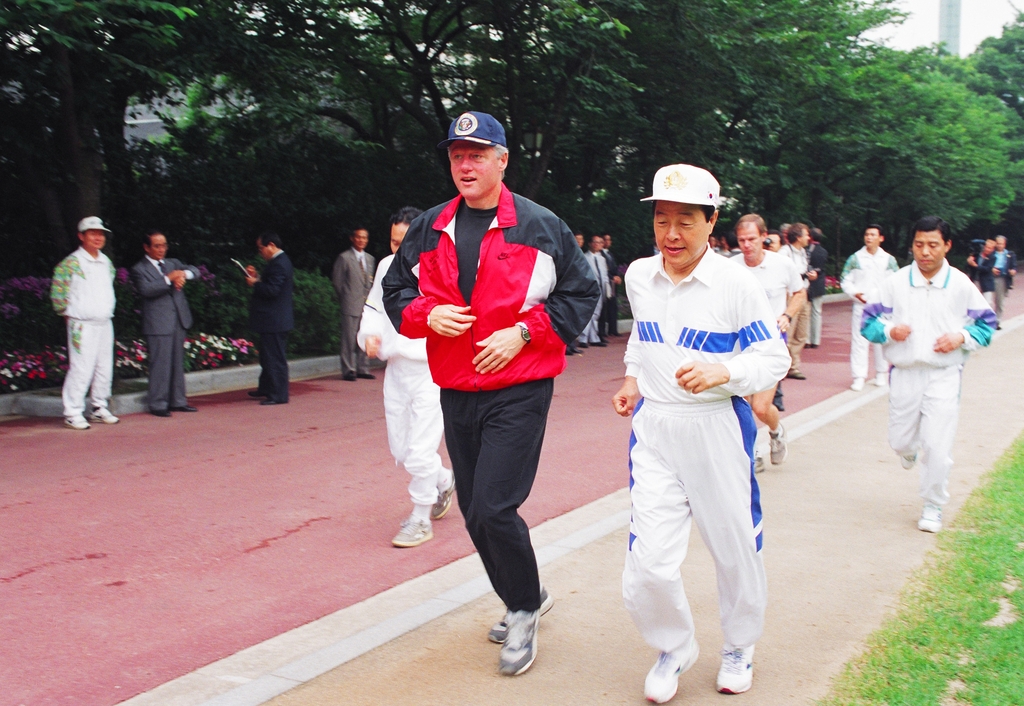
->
[663, 171, 689, 191]
[454, 113, 478, 136]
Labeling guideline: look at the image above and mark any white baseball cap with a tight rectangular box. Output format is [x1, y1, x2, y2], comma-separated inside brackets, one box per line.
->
[77, 216, 112, 233]
[641, 164, 720, 207]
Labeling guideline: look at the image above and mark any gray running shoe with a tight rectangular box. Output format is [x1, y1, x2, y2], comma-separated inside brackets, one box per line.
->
[431, 479, 455, 520]
[391, 516, 433, 548]
[489, 586, 553, 643]
[754, 454, 765, 474]
[769, 424, 788, 465]
[498, 610, 538, 676]
[900, 452, 918, 470]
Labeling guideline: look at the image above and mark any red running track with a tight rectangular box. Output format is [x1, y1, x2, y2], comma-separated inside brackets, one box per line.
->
[2, 294, 1019, 706]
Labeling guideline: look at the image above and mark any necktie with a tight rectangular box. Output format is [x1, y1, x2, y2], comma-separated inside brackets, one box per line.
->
[159, 260, 169, 275]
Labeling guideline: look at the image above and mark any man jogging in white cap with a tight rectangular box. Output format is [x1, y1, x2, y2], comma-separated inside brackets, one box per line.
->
[613, 165, 789, 702]
[50, 217, 119, 430]
[383, 111, 599, 677]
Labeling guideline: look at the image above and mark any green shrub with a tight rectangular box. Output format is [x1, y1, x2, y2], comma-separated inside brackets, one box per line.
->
[289, 268, 339, 355]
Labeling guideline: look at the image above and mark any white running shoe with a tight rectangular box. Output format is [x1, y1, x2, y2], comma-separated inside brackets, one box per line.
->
[850, 378, 865, 392]
[88, 408, 120, 424]
[754, 454, 765, 474]
[873, 373, 888, 387]
[769, 424, 788, 465]
[717, 644, 755, 694]
[918, 504, 942, 533]
[64, 416, 91, 430]
[391, 516, 433, 547]
[489, 586, 553, 643]
[900, 452, 918, 470]
[644, 640, 699, 704]
[498, 610, 538, 676]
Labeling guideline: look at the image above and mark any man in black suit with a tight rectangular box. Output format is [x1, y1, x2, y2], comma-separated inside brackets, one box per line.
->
[130, 231, 201, 417]
[245, 231, 294, 405]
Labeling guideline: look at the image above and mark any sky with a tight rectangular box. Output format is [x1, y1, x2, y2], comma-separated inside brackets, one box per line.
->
[866, 0, 1022, 56]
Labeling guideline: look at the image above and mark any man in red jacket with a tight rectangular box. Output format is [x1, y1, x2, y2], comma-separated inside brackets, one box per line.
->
[383, 111, 599, 677]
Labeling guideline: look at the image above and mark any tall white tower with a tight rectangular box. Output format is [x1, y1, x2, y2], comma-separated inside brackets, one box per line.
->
[939, 0, 961, 55]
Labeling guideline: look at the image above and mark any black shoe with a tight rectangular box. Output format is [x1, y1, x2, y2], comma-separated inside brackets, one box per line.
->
[356, 372, 376, 380]
[248, 391, 267, 398]
[786, 370, 807, 380]
[342, 373, 357, 381]
[170, 405, 198, 412]
[592, 340, 608, 347]
[150, 409, 172, 417]
[260, 399, 286, 405]
[806, 343, 818, 349]
[577, 342, 589, 349]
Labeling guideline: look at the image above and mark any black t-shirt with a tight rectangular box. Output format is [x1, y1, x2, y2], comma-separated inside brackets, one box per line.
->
[455, 202, 498, 304]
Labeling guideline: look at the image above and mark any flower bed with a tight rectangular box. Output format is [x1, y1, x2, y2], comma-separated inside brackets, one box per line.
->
[1, 334, 257, 394]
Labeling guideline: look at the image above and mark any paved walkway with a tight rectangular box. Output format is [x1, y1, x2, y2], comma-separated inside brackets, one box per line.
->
[2, 294, 1022, 706]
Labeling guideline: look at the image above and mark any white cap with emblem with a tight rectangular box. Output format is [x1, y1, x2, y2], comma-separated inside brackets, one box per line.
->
[640, 164, 720, 207]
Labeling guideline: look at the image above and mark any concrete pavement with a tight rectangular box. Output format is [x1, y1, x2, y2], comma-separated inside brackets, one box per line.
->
[250, 318, 1024, 705]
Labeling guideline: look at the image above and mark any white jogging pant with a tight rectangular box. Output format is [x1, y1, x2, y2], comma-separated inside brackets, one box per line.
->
[62, 319, 114, 419]
[383, 356, 451, 507]
[851, 303, 888, 380]
[888, 366, 961, 507]
[623, 397, 766, 655]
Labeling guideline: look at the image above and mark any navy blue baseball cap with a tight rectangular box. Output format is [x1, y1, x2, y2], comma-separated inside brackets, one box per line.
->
[437, 111, 507, 149]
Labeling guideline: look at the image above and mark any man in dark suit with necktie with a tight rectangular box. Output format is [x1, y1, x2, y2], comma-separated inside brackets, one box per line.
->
[130, 230, 201, 417]
[245, 231, 294, 405]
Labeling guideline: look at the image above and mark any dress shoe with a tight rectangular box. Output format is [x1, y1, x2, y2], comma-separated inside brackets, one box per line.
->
[170, 405, 198, 412]
[786, 370, 807, 380]
[342, 373, 357, 381]
[356, 372, 376, 380]
[150, 409, 172, 417]
[806, 343, 818, 349]
[577, 342, 589, 349]
[248, 391, 267, 398]
[592, 340, 608, 347]
[260, 399, 285, 405]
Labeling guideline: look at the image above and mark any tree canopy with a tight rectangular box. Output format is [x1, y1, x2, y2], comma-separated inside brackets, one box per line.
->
[2, 0, 1023, 277]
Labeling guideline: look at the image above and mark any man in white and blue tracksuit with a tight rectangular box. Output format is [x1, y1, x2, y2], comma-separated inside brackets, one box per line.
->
[613, 165, 790, 702]
[861, 215, 995, 534]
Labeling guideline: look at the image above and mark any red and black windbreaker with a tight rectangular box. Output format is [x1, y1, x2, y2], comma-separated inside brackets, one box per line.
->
[382, 185, 600, 392]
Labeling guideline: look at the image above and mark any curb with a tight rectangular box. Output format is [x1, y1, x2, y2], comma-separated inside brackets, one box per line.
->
[3, 355, 340, 419]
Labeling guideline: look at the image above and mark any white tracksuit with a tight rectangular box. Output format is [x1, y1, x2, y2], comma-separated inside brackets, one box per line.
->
[861, 260, 995, 507]
[50, 248, 116, 419]
[621, 250, 791, 655]
[358, 255, 452, 508]
[841, 247, 899, 381]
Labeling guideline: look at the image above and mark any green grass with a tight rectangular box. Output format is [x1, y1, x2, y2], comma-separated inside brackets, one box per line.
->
[820, 436, 1024, 706]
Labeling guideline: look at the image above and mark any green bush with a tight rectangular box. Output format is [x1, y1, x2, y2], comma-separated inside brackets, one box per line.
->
[289, 268, 339, 355]
[1, 264, 340, 358]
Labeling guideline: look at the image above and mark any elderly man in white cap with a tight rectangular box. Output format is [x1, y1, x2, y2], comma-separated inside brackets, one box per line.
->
[612, 165, 789, 702]
[50, 217, 119, 430]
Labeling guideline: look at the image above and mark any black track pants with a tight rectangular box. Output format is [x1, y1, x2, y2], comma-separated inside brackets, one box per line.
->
[440, 378, 553, 612]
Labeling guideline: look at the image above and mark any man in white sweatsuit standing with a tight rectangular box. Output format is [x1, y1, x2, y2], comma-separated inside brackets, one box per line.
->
[612, 165, 790, 703]
[861, 215, 994, 534]
[358, 207, 455, 548]
[841, 224, 899, 391]
[50, 217, 119, 430]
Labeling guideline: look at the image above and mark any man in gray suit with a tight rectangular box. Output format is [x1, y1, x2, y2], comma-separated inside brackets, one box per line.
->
[331, 227, 376, 381]
[130, 231, 200, 417]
